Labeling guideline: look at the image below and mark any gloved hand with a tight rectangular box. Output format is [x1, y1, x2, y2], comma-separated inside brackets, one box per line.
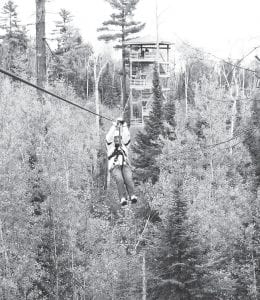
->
[116, 117, 125, 126]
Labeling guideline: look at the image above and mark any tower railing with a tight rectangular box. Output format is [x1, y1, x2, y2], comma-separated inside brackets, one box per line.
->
[130, 79, 152, 89]
[130, 52, 157, 60]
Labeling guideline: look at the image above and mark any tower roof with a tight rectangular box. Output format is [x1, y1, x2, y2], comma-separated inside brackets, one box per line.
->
[126, 35, 172, 46]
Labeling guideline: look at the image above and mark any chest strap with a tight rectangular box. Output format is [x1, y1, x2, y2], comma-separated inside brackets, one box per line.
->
[108, 147, 126, 163]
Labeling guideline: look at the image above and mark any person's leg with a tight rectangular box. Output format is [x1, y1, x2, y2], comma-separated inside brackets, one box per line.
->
[111, 166, 127, 203]
[122, 165, 137, 202]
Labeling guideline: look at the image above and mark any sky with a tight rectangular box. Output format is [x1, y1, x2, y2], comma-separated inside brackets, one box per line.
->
[14, 0, 260, 63]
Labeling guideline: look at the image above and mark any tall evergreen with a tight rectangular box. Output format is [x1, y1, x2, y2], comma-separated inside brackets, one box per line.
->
[49, 9, 93, 97]
[99, 63, 121, 108]
[0, 0, 28, 71]
[148, 185, 205, 300]
[246, 92, 260, 189]
[52, 9, 73, 53]
[0, 0, 19, 34]
[97, 0, 145, 119]
[31, 208, 73, 299]
[164, 96, 177, 140]
[244, 89, 260, 295]
[132, 63, 164, 183]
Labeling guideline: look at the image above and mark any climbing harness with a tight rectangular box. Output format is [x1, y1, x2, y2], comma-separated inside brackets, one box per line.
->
[108, 123, 128, 168]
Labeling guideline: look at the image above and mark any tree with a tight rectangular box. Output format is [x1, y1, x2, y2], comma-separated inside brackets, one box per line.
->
[243, 88, 260, 298]
[164, 95, 176, 140]
[52, 8, 73, 53]
[132, 64, 164, 183]
[99, 62, 121, 108]
[148, 186, 205, 300]
[49, 9, 93, 97]
[0, 0, 19, 34]
[97, 0, 145, 120]
[0, 0, 28, 72]
[31, 208, 74, 299]
[175, 45, 213, 109]
[245, 90, 260, 190]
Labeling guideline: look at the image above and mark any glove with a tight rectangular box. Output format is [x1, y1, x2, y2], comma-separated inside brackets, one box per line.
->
[116, 117, 125, 125]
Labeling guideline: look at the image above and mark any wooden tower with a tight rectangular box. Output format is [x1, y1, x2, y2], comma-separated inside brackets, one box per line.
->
[126, 35, 171, 126]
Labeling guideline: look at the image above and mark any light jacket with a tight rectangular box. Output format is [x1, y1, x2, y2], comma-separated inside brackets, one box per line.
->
[106, 123, 130, 171]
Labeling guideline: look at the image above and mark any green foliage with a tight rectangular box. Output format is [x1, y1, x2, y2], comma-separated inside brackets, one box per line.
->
[245, 90, 260, 189]
[52, 9, 73, 51]
[0, 0, 28, 72]
[176, 46, 214, 104]
[98, 62, 121, 108]
[1, 0, 19, 34]
[132, 64, 164, 184]
[97, 0, 145, 47]
[98, 0, 145, 118]
[49, 9, 93, 98]
[143, 138, 207, 299]
[1, 7, 260, 298]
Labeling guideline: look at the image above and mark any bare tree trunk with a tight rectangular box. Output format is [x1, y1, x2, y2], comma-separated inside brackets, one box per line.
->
[72, 249, 76, 300]
[252, 249, 258, 300]
[49, 208, 59, 300]
[241, 67, 245, 96]
[207, 102, 214, 197]
[0, 219, 9, 299]
[86, 58, 89, 100]
[222, 65, 230, 89]
[83, 278, 86, 300]
[222, 67, 237, 155]
[121, 10, 129, 124]
[241, 69, 245, 114]
[230, 75, 239, 155]
[36, 0, 46, 101]
[120, 77, 123, 110]
[112, 63, 115, 86]
[86, 71, 89, 100]
[64, 159, 69, 193]
[219, 65, 222, 88]
[184, 65, 188, 118]
[142, 252, 147, 300]
[230, 97, 236, 155]
[93, 57, 108, 137]
[94, 57, 100, 136]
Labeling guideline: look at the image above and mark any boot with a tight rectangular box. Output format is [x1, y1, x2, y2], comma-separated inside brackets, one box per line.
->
[120, 197, 127, 206]
[130, 195, 137, 204]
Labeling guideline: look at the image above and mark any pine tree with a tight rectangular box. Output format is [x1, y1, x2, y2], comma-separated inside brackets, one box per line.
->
[132, 64, 164, 183]
[244, 90, 260, 297]
[0, 0, 28, 72]
[148, 182, 206, 300]
[52, 9, 73, 53]
[0, 0, 19, 34]
[99, 63, 121, 108]
[246, 93, 260, 189]
[97, 0, 145, 118]
[164, 96, 176, 140]
[32, 208, 74, 299]
[49, 9, 93, 97]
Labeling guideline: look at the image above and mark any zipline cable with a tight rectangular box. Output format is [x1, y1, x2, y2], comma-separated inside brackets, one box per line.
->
[173, 32, 260, 74]
[226, 46, 260, 77]
[0, 67, 113, 122]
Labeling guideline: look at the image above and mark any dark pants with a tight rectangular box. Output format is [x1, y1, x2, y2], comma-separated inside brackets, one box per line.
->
[111, 164, 135, 200]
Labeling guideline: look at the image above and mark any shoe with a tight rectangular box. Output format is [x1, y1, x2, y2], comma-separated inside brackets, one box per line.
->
[130, 195, 137, 204]
[120, 197, 127, 206]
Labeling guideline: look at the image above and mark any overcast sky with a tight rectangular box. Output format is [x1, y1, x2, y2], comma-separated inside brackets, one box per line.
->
[14, 0, 260, 62]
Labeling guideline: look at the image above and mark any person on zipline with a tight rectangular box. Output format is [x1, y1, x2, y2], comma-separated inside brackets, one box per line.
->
[106, 117, 137, 206]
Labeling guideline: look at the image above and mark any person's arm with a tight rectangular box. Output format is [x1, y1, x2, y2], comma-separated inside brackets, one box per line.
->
[121, 122, 130, 146]
[106, 123, 117, 145]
